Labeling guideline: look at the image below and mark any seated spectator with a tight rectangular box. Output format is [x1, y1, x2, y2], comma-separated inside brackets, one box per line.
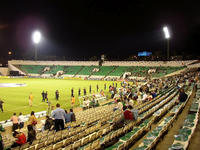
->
[70, 109, 76, 122]
[129, 105, 138, 120]
[64, 110, 71, 123]
[11, 131, 26, 148]
[44, 116, 54, 130]
[178, 88, 188, 102]
[82, 99, 87, 110]
[27, 125, 36, 145]
[123, 106, 134, 121]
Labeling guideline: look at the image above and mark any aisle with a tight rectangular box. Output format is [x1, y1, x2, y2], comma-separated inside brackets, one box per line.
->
[155, 89, 196, 150]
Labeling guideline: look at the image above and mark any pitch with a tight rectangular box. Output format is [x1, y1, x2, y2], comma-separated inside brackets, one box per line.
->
[0, 78, 120, 121]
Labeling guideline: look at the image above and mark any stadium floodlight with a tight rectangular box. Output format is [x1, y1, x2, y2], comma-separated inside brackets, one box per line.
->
[32, 30, 42, 60]
[163, 26, 170, 39]
[163, 26, 170, 60]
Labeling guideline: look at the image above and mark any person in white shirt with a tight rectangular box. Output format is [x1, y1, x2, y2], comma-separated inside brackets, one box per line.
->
[18, 112, 24, 129]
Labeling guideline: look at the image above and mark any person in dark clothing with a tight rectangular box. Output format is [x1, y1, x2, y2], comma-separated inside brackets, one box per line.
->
[45, 91, 48, 102]
[78, 88, 81, 96]
[89, 85, 92, 94]
[0, 99, 4, 112]
[27, 125, 36, 145]
[115, 83, 117, 87]
[96, 84, 99, 92]
[41, 91, 45, 102]
[104, 83, 106, 90]
[178, 88, 188, 102]
[83, 88, 86, 96]
[71, 88, 74, 97]
[44, 116, 54, 130]
[70, 109, 76, 122]
[55, 90, 59, 100]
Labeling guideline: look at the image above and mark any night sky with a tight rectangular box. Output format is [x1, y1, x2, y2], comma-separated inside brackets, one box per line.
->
[0, 0, 199, 61]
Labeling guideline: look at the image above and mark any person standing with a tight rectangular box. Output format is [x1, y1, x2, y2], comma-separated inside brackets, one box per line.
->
[89, 85, 92, 94]
[78, 88, 81, 96]
[0, 99, 4, 112]
[104, 83, 106, 90]
[84, 88, 86, 96]
[55, 90, 59, 100]
[45, 91, 48, 103]
[71, 96, 75, 107]
[29, 93, 33, 107]
[28, 111, 37, 130]
[27, 125, 36, 145]
[96, 84, 99, 92]
[18, 112, 24, 129]
[51, 103, 65, 131]
[71, 88, 74, 97]
[11, 113, 19, 131]
[41, 91, 45, 102]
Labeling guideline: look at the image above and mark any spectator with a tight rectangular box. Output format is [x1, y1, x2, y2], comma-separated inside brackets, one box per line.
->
[0, 99, 4, 112]
[11, 113, 19, 131]
[27, 125, 36, 145]
[178, 88, 188, 103]
[70, 108, 76, 122]
[44, 116, 54, 131]
[28, 111, 37, 129]
[64, 110, 71, 123]
[18, 112, 24, 129]
[51, 103, 65, 131]
[123, 106, 134, 121]
[11, 131, 26, 148]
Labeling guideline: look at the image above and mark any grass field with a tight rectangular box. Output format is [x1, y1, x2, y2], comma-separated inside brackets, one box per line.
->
[0, 78, 121, 121]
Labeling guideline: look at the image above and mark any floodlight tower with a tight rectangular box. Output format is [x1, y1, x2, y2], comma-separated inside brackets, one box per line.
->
[32, 30, 41, 60]
[163, 26, 170, 60]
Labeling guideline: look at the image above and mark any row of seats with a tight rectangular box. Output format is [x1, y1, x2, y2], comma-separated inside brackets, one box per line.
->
[17, 65, 184, 78]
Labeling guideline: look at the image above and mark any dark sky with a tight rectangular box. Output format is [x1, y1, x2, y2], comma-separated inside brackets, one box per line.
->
[0, 0, 199, 60]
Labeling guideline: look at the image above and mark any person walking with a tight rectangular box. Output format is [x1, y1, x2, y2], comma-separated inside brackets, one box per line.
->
[55, 90, 59, 100]
[51, 103, 65, 131]
[71, 96, 75, 107]
[41, 91, 45, 102]
[29, 93, 33, 107]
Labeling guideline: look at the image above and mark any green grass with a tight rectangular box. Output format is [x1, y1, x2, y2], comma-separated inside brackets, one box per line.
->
[0, 78, 121, 121]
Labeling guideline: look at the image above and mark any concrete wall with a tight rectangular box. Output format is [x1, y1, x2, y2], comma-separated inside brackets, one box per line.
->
[0, 67, 9, 76]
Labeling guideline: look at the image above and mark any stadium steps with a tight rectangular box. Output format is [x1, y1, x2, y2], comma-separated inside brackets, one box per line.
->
[88, 66, 101, 78]
[14, 64, 28, 75]
[74, 66, 85, 77]
[104, 66, 119, 77]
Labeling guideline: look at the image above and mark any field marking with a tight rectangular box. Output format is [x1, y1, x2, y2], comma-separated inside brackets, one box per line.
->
[2, 102, 48, 113]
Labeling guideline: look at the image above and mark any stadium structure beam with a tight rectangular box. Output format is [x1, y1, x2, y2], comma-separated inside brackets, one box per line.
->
[163, 26, 170, 60]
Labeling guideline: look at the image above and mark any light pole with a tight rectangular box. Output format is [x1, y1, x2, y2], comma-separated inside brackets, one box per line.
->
[32, 31, 41, 60]
[163, 26, 170, 60]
